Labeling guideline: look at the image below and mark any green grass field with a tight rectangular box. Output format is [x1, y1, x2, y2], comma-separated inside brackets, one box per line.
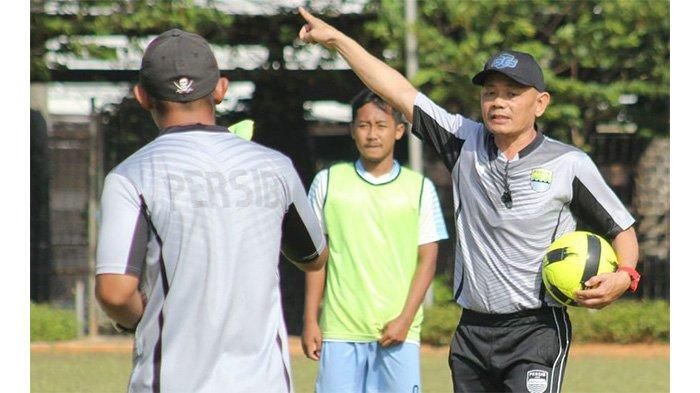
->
[31, 350, 668, 393]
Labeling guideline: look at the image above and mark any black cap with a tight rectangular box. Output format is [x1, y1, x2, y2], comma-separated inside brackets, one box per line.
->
[472, 50, 545, 92]
[139, 29, 220, 102]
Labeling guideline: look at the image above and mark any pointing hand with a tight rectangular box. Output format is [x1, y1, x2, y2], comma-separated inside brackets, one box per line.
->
[298, 7, 342, 48]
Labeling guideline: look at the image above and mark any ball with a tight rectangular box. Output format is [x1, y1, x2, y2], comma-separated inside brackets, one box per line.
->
[542, 231, 618, 306]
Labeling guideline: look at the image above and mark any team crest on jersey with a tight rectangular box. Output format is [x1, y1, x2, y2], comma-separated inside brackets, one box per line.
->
[526, 370, 548, 393]
[530, 168, 553, 192]
[174, 77, 194, 94]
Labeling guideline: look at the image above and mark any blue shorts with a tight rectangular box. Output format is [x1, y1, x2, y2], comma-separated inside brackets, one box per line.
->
[315, 341, 421, 393]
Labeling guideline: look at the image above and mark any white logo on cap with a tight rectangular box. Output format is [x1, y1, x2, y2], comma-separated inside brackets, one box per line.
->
[174, 77, 194, 94]
[492, 53, 518, 69]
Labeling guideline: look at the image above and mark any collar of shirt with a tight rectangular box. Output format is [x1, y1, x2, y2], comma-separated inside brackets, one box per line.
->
[487, 131, 545, 162]
[158, 123, 229, 136]
[354, 159, 401, 185]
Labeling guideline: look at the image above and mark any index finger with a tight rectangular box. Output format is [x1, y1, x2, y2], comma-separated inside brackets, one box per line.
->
[298, 7, 315, 23]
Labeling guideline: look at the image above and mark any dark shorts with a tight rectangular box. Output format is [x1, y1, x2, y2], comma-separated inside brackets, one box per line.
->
[449, 306, 572, 393]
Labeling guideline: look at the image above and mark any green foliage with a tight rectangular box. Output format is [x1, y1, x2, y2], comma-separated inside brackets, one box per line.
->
[431, 274, 455, 305]
[30, 302, 78, 342]
[365, 0, 669, 142]
[421, 275, 461, 346]
[422, 302, 462, 346]
[31, 0, 234, 81]
[421, 298, 669, 346]
[32, 0, 670, 140]
[568, 299, 669, 344]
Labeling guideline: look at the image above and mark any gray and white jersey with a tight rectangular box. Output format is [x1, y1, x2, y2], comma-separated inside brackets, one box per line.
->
[412, 93, 634, 313]
[96, 124, 325, 393]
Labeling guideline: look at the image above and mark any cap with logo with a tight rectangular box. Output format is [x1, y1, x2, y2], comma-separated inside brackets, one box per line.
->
[472, 50, 545, 92]
[139, 28, 220, 102]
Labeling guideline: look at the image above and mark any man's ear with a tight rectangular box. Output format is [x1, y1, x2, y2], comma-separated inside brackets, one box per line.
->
[133, 84, 153, 110]
[535, 91, 550, 118]
[394, 122, 406, 140]
[212, 77, 229, 104]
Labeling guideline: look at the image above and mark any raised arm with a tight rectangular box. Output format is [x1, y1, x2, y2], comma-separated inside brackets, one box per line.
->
[298, 7, 418, 121]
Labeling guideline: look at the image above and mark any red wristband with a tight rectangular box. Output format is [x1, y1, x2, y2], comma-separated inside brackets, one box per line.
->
[617, 266, 641, 293]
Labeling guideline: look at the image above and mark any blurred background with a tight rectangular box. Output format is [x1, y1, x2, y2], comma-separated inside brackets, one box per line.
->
[30, 0, 669, 338]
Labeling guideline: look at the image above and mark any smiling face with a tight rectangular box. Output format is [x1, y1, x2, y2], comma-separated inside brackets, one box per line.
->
[351, 102, 405, 166]
[480, 73, 550, 139]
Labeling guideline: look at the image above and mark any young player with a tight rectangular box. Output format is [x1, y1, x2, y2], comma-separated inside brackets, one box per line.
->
[302, 89, 448, 392]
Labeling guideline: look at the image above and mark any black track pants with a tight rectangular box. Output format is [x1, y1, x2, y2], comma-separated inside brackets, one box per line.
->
[449, 307, 572, 393]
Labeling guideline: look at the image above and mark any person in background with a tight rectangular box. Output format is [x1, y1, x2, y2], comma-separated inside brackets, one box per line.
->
[302, 88, 448, 392]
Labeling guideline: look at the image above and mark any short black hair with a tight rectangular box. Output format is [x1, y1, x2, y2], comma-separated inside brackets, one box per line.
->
[350, 89, 405, 126]
[152, 94, 214, 114]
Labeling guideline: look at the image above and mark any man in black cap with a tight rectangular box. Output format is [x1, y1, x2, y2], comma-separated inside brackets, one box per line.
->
[297, 8, 640, 393]
[95, 28, 328, 392]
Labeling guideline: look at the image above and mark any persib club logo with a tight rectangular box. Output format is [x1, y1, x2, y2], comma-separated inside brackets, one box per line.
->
[492, 53, 518, 69]
[530, 168, 553, 192]
[526, 370, 548, 393]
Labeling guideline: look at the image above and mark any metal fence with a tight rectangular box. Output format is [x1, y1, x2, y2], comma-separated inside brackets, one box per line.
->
[31, 111, 109, 335]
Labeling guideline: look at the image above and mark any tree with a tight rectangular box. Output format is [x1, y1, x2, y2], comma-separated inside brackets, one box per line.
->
[362, 0, 670, 296]
[364, 0, 669, 145]
[31, 0, 235, 81]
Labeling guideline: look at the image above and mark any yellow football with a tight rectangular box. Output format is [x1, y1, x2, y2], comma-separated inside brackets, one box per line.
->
[542, 231, 618, 306]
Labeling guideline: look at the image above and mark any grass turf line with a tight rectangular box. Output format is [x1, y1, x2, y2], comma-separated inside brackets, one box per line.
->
[31, 350, 668, 393]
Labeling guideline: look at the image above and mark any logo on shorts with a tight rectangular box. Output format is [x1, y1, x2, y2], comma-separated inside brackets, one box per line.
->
[526, 370, 549, 393]
[492, 53, 518, 69]
[530, 168, 553, 192]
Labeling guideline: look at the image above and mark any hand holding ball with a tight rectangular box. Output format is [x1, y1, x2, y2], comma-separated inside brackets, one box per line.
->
[542, 231, 618, 306]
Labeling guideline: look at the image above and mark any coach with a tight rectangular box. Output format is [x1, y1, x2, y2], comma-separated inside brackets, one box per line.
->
[297, 8, 640, 393]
